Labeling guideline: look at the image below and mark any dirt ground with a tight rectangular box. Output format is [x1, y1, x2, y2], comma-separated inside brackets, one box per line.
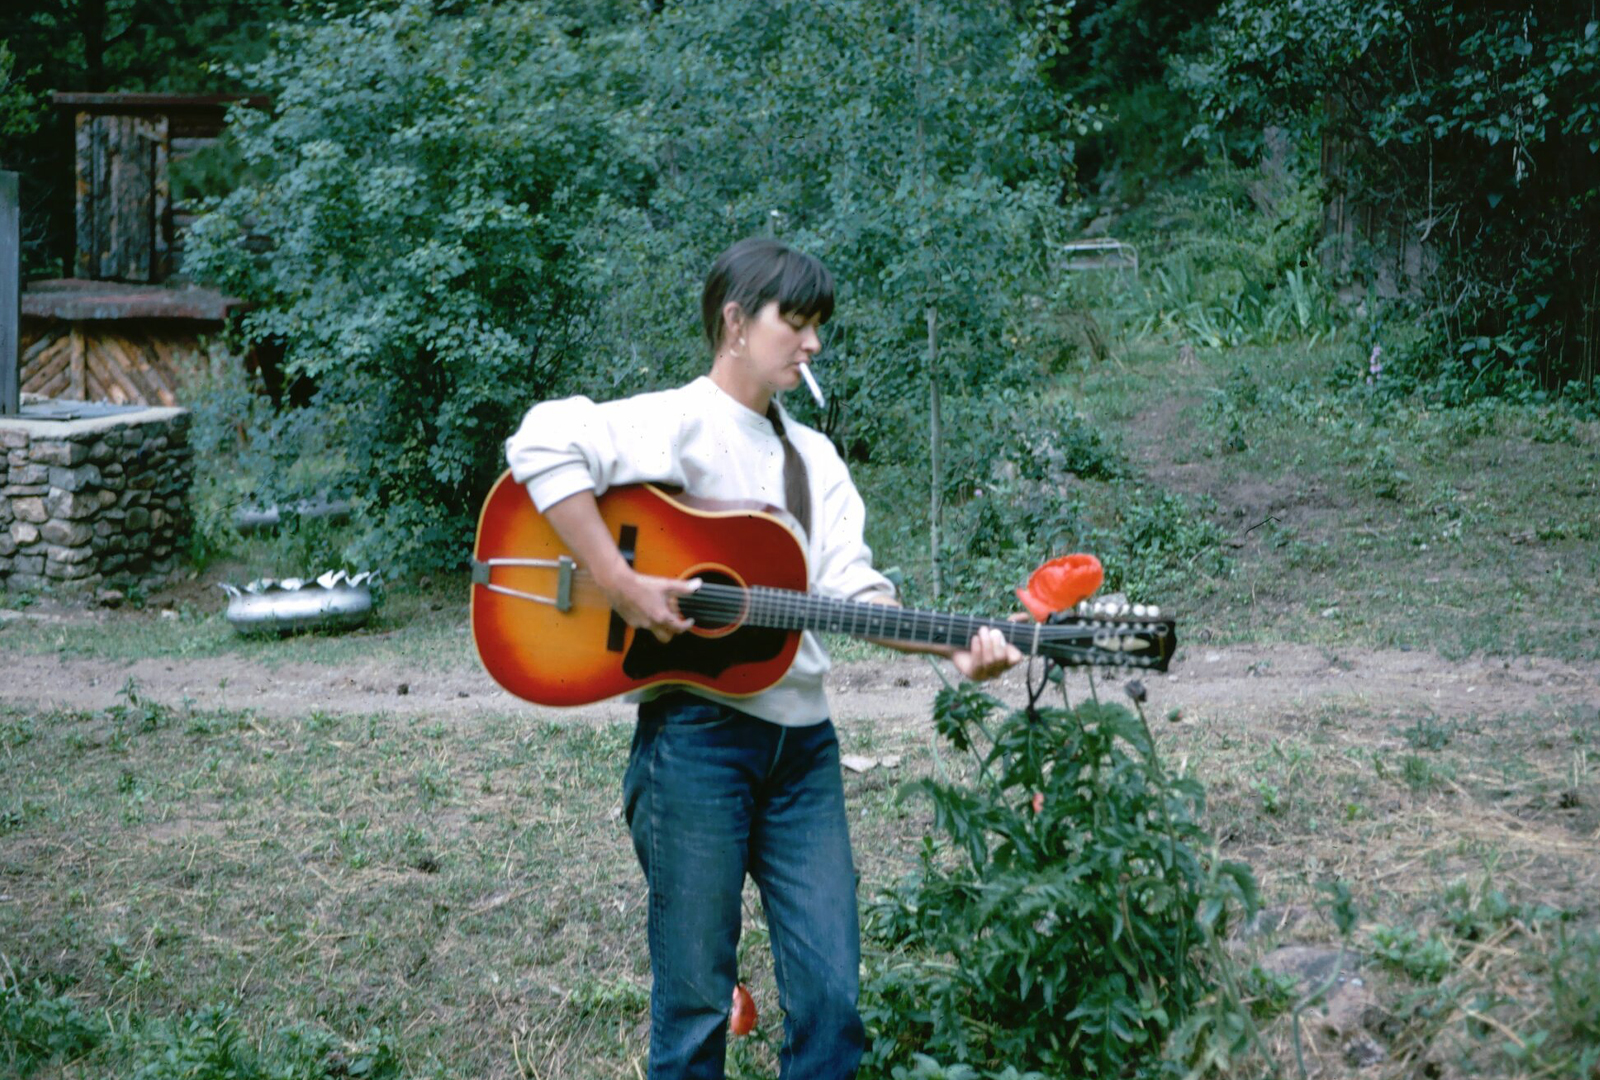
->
[2, 604, 1595, 732]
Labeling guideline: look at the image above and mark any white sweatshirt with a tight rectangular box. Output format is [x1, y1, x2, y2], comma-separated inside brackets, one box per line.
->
[504, 375, 895, 726]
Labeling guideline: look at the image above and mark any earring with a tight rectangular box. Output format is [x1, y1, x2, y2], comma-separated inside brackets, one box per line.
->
[738, 337, 746, 347]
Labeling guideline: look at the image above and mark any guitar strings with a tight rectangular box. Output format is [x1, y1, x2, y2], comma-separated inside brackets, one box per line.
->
[682, 582, 1167, 653]
[521, 572, 1167, 657]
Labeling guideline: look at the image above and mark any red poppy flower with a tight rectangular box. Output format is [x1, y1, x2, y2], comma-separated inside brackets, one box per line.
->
[1016, 553, 1104, 622]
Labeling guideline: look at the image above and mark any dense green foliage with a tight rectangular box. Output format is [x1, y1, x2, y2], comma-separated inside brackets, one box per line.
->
[1028, 0, 1220, 200]
[0, 966, 400, 1080]
[10, 0, 1593, 587]
[186, 3, 635, 569]
[0, 0, 303, 275]
[859, 684, 1260, 1078]
[1180, 1, 1600, 398]
[186, 0, 1086, 574]
[0, 43, 39, 141]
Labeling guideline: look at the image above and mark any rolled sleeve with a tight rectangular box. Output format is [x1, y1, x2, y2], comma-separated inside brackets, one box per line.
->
[505, 391, 687, 511]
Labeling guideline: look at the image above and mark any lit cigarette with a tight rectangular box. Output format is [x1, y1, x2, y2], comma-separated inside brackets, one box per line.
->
[799, 363, 826, 408]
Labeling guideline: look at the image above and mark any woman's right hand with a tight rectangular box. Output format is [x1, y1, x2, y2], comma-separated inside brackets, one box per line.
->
[543, 491, 702, 644]
[598, 566, 702, 643]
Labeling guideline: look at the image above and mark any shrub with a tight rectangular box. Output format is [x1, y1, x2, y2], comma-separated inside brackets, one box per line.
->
[188, 0, 1084, 573]
[185, 2, 637, 572]
[127, 1008, 403, 1080]
[1, 953, 404, 1080]
[933, 393, 1123, 607]
[859, 684, 1260, 1078]
[1535, 929, 1600, 1076]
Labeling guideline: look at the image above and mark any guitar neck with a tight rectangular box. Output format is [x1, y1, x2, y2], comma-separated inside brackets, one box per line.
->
[683, 584, 1045, 653]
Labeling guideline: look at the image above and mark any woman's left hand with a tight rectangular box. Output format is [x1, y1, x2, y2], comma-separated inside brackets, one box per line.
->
[952, 625, 1024, 682]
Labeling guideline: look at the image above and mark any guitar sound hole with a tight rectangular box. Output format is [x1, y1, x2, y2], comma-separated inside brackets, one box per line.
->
[683, 569, 744, 632]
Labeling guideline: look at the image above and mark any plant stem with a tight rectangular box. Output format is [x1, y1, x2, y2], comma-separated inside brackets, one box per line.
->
[927, 303, 941, 603]
[1130, 699, 1193, 1002]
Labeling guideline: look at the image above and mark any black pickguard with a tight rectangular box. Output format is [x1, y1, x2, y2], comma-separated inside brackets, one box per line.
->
[621, 625, 790, 680]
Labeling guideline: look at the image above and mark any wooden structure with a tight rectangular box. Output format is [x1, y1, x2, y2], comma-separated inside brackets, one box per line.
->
[15, 94, 263, 408]
[1060, 238, 1139, 277]
[19, 280, 241, 406]
[56, 93, 267, 283]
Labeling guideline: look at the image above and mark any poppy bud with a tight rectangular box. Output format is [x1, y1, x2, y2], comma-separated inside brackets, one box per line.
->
[1124, 679, 1147, 704]
[730, 983, 757, 1037]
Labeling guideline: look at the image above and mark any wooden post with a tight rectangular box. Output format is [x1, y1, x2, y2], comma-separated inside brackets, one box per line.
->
[150, 115, 170, 281]
[69, 325, 86, 399]
[1, 171, 19, 415]
[75, 111, 94, 278]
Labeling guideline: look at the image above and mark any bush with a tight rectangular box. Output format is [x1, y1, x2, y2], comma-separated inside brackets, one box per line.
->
[859, 684, 1260, 1079]
[185, 2, 640, 572]
[1538, 929, 1600, 1075]
[1369, 924, 1454, 984]
[188, 0, 1084, 574]
[124, 1006, 401, 1080]
[931, 392, 1121, 605]
[1100, 151, 1340, 350]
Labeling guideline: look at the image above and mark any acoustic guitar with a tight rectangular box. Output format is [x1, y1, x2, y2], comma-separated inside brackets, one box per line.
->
[471, 473, 1177, 707]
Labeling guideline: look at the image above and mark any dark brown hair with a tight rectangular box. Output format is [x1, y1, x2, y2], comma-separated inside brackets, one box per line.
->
[700, 237, 835, 351]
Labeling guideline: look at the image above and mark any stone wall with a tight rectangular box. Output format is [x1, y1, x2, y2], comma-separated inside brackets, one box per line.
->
[0, 407, 192, 593]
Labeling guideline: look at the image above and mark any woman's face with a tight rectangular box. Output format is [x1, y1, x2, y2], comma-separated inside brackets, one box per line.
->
[730, 300, 823, 398]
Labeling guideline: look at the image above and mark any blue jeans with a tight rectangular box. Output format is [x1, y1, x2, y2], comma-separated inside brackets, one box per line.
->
[623, 691, 864, 1080]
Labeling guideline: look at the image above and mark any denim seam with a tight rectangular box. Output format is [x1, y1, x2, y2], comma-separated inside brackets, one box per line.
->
[645, 724, 666, 1065]
[765, 885, 798, 1076]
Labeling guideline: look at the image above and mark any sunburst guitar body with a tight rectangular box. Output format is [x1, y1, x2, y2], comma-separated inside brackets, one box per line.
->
[471, 473, 1177, 707]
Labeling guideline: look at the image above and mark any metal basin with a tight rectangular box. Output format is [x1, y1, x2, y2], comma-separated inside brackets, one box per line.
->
[220, 571, 377, 635]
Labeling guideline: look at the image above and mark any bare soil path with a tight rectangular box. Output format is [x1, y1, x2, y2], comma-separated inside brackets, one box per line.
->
[3, 605, 1595, 731]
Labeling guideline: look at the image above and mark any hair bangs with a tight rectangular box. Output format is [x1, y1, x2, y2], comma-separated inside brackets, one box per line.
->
[771, 250, 835, 326]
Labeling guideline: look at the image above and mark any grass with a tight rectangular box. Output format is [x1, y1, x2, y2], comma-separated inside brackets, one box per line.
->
[0, 569, 481, 672]
[1067, 340, 1600, 662]
[4, 331, 1600, 1078]
[1180, 691, 1599, 1077]
[0, 691, 943, 1079]
[3, 675, 1595, 1077]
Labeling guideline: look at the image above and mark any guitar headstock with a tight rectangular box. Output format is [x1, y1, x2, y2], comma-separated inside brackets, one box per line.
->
[1037, 598, 1178, 672]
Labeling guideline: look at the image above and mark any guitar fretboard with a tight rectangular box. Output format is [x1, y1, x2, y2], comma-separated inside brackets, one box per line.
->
[678, 582, 1172, 667]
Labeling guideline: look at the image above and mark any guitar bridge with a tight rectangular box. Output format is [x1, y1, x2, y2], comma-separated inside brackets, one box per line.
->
[472, 554, 575, 612]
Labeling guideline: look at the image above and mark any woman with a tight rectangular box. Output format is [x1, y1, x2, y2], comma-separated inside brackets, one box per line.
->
[505, 237, 1020, 1079]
